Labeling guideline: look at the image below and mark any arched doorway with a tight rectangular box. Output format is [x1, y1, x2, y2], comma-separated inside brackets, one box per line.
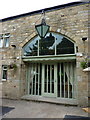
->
[22, 32, 76, 99]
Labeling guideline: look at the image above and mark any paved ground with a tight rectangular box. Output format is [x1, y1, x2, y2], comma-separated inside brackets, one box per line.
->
[1, 99, 88, 119]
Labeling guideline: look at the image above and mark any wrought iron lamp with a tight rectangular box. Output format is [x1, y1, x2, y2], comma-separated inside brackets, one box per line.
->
[35, 11, 50, 38]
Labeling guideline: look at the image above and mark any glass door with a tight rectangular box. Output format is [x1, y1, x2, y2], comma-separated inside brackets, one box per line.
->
[42, 63, 57, 97]
[57, 62, 76, 99]
[27, 62, 76, 99]
[28, 63, 42, 96]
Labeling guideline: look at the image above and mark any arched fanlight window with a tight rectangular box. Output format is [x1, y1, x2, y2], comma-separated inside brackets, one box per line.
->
[23, 32, 75, 56]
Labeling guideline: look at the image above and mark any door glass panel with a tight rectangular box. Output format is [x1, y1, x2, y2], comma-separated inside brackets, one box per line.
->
[44, 65, 47, 92]
[36, 63, 38, 95]
[28, 62, 75, 99]
[52, 65, 54, 93]
[39, 63, 42, 95]
[44, 64, 54, 94]
[48, 65, 50, 93]
[57, 62, 75, 98]
[57, 63, 60, 97]
[29, 63, 42, 95]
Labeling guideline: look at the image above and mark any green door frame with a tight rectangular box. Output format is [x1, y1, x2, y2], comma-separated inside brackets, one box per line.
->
[42, 63, 57, 97]
[25, 55, 77, 99]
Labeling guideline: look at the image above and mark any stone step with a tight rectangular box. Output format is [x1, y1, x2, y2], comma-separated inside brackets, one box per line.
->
[21, 95, 78, 106]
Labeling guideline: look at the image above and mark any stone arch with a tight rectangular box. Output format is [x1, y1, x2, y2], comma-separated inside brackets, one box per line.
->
[20, 32, 36, 48]
[20, 28, 76, 48]
[50, 27, 76, 43]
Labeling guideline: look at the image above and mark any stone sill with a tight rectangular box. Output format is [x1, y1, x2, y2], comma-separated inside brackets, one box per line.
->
[21, 95, 78, 106]
[83, 67, 90, 72]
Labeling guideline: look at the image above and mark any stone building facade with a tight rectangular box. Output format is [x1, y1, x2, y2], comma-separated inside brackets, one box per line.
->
[0, 1, 90, 106]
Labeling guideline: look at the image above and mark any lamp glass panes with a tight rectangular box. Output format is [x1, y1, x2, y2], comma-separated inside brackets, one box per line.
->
[35, 24, 50, 38]
[35, 17, 50, 38]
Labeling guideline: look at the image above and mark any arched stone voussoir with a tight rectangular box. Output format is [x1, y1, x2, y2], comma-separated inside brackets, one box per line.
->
[20, 28, 76, 48]
[62, 31, 76, 43]
[20, 32, 37, 48]
[52, 28, 76, 43]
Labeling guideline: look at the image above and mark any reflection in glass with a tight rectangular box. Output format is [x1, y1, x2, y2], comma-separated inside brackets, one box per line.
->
[44, 64, 54, 94]
[39, 33, 55, 55]
[29, 63, 42, 95]
[56, 37, 74, 55]
[2, 66, 7, 80]
[24, 37, 39, 56]
[57, 62, 74, 98]
[52, 65, 54, 93]
[23, 32, 75, 56]
[3, 70, 7, 79]
[4, 37, 9, 47]
[0, 38, 3, 48]
[44, 65, 47, 92]
[48, 65, 50, 93]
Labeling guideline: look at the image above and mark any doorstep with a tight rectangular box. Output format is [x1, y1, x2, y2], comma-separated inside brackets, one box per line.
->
[21, 95, 78, 106]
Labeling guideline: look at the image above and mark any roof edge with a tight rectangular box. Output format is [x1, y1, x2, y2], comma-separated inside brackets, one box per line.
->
[1, 1, 89, 22]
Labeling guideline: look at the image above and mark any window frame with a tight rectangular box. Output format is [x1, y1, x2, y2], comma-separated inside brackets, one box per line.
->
[2, 65, 8, 81]
[4, 37, 10, 47]
[0, 33, 10, 48]
[23, 32, 76, 57]
[0, 35, 4, 48]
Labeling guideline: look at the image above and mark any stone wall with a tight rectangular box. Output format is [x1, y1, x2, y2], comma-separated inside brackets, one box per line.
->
[0, 2, 89, 106]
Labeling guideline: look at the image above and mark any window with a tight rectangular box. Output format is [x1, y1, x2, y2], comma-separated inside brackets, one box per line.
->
[2, 65, 8, 81]
[0, 33, 10, 48]
[23, 32, 75, 56]
[0, 35, 3, 48]
[4, 37, 9, 47]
